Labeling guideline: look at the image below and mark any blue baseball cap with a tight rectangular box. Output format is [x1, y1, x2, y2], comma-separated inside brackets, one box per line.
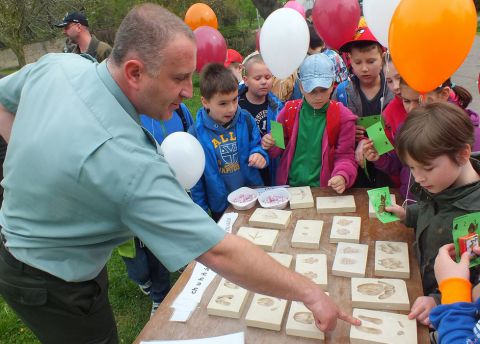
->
[299, 53, 335, 93]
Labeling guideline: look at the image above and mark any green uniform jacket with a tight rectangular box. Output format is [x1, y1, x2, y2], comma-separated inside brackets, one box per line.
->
[72, 35, 112, 63]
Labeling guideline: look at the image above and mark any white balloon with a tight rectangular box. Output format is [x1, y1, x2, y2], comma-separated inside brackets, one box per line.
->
[363, 0, 401, 48]
[160, 132, 205, 190]
[260, 8, 309, 79]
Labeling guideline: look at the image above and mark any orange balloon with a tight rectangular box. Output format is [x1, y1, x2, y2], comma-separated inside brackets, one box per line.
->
[389, 0, 476, 93]
[185, 3, 218, 31]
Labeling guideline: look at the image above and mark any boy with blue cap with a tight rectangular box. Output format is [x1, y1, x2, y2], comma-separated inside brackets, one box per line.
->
[262, 54, 357, 192]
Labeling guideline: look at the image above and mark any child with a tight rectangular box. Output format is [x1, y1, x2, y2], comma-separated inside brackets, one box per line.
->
[121, 103, 194, 317]
[386, 102, 480, 326]
[140, 103, 194, 143]
[261, 53, 357, 192]
[382, 56, 406, 144]
[190, 63, 269, 221]
[363, 78, 421, 200]
[224, 48, 243, 84]
[426, 79, 480, 152]
[238, 53, 284, 185]
[332, 26, 394, 188]
[365, 78, 480, 200]
[430, 243, 480, 343]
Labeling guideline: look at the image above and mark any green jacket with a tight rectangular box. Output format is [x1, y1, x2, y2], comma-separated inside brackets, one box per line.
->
[72, 35, 112, 63]
[405, 158, 480, 303]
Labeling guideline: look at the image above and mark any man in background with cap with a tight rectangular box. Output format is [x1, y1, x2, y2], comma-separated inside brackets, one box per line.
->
[55, 11, 112, 63]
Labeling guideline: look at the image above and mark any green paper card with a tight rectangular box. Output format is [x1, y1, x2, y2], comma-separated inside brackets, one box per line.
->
[367, 187, 400, 223]
[270, 120, 285, 149]
[452, 212, 480, 267]
[366, 121, 394, 155]
[117, 239, 136, 258]
[357, 115, 382, 129]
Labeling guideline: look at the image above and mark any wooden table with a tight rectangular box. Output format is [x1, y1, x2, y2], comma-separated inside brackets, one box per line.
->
[135, 188, 429, 343]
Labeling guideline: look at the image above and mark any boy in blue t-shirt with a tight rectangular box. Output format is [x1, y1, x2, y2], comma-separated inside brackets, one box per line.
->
[190, 63, 269, 221]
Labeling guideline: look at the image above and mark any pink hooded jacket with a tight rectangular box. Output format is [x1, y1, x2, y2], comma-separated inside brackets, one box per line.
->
[269, 100, 358, 187]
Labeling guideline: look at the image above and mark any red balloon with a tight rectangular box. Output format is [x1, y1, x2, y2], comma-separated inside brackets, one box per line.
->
[194, 26, 227, 73]
[312, 0, 360, 50]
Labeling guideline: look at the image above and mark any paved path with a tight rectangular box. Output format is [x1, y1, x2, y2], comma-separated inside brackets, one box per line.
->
[454, 35, 479, 111]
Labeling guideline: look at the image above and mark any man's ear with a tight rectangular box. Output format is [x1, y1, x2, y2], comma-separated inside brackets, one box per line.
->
[123, 60, 145, 91]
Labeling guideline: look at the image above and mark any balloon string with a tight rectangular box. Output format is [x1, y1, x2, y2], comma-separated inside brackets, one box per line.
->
[380, 50, 391, 114]
[420, 93, 426, 104]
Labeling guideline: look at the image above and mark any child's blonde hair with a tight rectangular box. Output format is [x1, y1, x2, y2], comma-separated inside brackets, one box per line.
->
[396, 102, 474, 165]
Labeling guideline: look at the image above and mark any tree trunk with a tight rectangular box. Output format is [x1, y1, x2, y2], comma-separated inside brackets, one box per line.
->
[251, 0, 281, 19]
[10, 43, 26, 67]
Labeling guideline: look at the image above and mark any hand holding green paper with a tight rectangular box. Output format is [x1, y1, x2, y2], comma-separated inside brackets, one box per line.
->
[270, 120, 285, 149]
[365, 121, 394, 155]
[367, 187, 400, 223]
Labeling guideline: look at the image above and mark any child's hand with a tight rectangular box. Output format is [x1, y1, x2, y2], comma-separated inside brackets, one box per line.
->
[434, 243, 471, 285]
[248, 153, 266, 169]
[355, 140, 366, 167]
[385, 204, 406, 222]
[355, 125, 366, 142]
[408, 296, 437, 326]
[362, 139, 380, 162]
[261, 134, 275, 150]
[328, 175, 346, 194]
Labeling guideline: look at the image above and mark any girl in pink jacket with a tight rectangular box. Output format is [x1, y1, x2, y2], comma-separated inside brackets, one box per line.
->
[262, 54, 357, 192]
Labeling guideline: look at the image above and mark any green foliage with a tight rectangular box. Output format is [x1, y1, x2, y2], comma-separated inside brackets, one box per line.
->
[1, 0, 261, 66]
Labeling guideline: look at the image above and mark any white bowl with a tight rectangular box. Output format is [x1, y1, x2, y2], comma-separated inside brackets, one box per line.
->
[227, 187, 259, 210]
[258, 188, 290, 210]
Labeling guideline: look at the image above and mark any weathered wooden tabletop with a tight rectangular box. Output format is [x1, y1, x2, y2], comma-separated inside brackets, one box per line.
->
[135, 188, 429, 344]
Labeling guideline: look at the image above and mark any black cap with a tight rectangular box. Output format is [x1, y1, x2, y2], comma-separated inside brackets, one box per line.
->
[55, 12, 89, 28]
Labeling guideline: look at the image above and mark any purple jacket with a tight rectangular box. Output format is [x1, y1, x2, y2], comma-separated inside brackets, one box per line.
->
[269, 100, 358, 187]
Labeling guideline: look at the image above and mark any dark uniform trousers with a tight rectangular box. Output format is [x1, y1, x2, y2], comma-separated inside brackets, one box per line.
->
[0, 235, 118, 344]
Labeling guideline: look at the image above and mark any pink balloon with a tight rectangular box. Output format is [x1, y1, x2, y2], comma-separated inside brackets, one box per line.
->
[312, 0, 360, 50]
[194, 26, 227, 73]
[283, 1, 305, 18]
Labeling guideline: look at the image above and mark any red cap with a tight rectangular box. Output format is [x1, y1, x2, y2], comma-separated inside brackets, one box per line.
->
[224, 49, 243, 67]
[339, 26, 382, 53]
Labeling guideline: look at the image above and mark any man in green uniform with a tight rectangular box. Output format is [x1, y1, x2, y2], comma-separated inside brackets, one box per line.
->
[55, 11, 112, 63]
